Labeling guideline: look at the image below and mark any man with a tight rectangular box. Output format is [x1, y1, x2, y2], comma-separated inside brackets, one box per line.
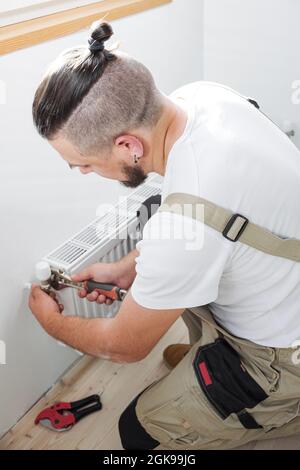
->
[29, 21, 300, 450]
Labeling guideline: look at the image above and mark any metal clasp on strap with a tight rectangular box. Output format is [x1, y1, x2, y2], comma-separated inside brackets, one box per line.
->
[222, 214, 249, 242]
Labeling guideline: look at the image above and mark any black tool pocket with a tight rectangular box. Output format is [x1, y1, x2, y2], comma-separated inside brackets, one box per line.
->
[193, 338, 268, 429]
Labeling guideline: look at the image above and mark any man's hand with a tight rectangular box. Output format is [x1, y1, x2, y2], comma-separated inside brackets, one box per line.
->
[29, 284, 64, 334]
[72, 249, 138, 305]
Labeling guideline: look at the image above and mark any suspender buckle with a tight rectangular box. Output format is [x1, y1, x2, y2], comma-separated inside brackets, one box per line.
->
[222, 214, 249, 242]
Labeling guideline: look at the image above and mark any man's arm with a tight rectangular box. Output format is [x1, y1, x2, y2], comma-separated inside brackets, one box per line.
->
[29, 286, 184, 363]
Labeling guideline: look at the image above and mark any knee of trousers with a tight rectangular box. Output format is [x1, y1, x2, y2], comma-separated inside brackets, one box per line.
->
[118, 393, 160, 450]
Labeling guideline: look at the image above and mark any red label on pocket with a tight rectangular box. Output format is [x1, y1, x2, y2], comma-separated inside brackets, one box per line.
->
[199, 361, 212, 386]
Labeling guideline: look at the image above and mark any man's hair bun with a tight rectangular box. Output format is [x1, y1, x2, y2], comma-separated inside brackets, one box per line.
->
[88, 21, 114, 54]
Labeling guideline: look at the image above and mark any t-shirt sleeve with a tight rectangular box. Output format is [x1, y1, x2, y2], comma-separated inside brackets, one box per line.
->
[130, 211, 234, 310]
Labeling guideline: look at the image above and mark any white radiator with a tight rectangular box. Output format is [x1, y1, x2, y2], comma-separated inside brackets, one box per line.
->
[41, 175, 162, 318]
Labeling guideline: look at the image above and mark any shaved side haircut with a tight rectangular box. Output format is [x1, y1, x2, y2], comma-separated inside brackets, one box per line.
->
[32, 21, 164, 156]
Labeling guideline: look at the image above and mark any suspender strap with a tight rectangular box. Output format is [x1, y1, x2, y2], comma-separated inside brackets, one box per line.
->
[237, 410, 263, 430]
[159, 193, 300, 262]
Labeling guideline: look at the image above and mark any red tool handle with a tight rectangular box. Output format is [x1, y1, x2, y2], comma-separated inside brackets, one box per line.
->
[85, 280, 125, 301]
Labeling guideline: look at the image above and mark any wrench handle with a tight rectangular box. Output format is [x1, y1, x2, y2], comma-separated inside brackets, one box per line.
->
[85, 280, 126, 301]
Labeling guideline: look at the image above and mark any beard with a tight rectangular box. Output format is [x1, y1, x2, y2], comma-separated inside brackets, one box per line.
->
[120, 163, 148, 188]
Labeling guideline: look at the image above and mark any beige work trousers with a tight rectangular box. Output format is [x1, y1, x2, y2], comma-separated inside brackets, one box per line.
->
[135, 306, 300, 450]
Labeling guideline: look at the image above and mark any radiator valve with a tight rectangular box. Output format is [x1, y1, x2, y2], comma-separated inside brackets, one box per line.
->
[35, 261, 53, 293]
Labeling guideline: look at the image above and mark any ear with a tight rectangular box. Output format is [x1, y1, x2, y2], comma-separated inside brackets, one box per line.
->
[114, 134, 144, 159]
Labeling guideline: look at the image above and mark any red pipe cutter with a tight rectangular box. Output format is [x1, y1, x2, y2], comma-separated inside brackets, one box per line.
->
[35, 394, 102, 432]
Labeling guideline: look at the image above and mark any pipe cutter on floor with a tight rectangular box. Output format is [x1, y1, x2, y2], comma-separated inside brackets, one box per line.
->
[35, 394, 102, 432]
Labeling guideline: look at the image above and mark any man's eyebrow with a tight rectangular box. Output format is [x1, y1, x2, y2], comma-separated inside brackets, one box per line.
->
[68, 163, 89, 169]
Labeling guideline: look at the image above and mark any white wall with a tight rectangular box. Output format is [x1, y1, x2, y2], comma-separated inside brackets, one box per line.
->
[203, 0, 300, 148]
[0, 0, 204, 436]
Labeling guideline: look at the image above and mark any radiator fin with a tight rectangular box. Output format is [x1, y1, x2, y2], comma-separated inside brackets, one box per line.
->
[49, 243, 88, 264]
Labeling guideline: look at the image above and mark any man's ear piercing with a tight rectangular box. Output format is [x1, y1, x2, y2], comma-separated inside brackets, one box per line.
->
[134, 155, 139, 164]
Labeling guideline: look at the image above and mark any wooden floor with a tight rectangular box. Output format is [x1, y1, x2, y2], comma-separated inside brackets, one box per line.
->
[1, 318, 300, 450]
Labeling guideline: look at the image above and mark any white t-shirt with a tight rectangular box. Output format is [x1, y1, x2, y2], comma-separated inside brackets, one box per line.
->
[131, 81, 300, 348]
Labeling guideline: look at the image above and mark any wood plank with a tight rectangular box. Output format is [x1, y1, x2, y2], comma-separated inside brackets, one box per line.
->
[0, 0, 171, 55]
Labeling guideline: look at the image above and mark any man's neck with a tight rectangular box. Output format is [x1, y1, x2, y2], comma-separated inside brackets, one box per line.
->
[149, 96, 188, 176]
